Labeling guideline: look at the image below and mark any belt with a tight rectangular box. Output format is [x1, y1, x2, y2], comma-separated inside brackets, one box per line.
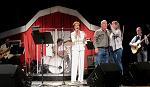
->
[98, 47, 109, 49]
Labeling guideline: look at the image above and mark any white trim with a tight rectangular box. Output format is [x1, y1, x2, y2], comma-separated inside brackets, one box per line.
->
[0, 6, 99, 39]
[0, 26, 26, 39]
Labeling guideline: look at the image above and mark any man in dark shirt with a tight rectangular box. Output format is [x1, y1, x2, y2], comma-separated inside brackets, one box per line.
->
[94, 20, 111, 65]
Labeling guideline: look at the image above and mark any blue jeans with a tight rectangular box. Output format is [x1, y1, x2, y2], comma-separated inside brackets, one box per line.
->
[96, 48, 109, 65]
[113, 48, 123, 72]
[137, 50, 147, 62]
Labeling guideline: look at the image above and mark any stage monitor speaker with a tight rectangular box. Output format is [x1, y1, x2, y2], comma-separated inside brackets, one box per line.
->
[0, 64, 27, 87]
[129, 62, 150, 85]
[87, 63, 122, 87]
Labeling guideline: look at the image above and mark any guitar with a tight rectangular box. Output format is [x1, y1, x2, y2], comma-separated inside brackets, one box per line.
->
[131, 33, 150, 54]
[0, 48, 10, 59]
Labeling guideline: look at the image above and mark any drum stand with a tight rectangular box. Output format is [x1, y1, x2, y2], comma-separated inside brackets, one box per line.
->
[61, 56, 66, 85]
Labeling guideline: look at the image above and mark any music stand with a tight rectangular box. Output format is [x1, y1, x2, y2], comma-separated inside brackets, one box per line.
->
[86, 40, 95, 50]
[86, 39, 95, 69]
[32, 31, 53, 86]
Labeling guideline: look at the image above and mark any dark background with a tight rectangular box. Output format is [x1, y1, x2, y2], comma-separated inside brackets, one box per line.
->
[0, 0, 150, 33]
[0, 0, 149, 69]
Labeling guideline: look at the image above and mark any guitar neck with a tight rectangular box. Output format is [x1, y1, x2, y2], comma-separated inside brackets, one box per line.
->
[140, 34, 150, 43]
[0, 48, 10, 55]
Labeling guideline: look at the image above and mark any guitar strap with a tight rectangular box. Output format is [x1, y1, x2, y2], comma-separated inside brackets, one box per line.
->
[136, 35, 146, 51]
[134, 35, 142, 53]
[135, 35, 140, 42]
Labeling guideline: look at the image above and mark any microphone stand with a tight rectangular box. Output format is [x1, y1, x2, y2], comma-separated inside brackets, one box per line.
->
[61, 27, 66, 85]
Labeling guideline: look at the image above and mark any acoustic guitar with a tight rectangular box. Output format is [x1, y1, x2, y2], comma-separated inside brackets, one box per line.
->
[0, 48, 10, 59]
[131, 33, 150, 54]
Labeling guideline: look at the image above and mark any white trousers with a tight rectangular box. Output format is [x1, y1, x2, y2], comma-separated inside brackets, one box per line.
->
[71, 50, 84, 82]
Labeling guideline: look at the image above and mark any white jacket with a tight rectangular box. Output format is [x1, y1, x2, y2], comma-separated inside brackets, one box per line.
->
[71, 31, 85, 51]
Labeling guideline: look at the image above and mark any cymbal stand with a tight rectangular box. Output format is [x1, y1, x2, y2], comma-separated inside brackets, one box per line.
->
[39, 40, 49, 87]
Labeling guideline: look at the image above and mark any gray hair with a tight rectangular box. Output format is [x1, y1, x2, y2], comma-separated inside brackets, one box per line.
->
[101, 20, 107, 24]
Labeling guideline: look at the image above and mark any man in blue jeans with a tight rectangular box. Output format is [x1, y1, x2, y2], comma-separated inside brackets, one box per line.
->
[129, 27, 149, 62]
[94, 20, 111, 65]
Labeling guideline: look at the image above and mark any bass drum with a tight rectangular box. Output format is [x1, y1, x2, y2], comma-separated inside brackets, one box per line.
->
[43, 56, 51, 65]
[48, 55, 71, 74]
[48, 56, 63, 74]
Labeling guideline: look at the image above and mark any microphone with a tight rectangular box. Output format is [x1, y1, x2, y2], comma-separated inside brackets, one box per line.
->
[108, 23, 111, 26]
[107, 23, 111, 30]
[58, 66, 62, 69]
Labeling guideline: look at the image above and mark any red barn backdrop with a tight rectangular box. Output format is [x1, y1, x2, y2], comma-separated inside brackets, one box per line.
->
[0, 6, 99, 71]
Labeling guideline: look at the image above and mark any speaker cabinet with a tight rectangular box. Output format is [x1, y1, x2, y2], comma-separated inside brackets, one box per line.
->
[87, 63, 122, 87]
[0, 64, 27, 87]
[129, 62, 150, 85]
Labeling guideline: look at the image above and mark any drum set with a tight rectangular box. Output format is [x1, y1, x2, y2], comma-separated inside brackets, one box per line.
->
[39, 40, 72, 74]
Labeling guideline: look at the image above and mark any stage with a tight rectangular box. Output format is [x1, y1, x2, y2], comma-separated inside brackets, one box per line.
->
[31, 81, 150, 87]
[31, 80, 88, 87]
[29, 72, 89, 87]
[29, 62, 150, 87]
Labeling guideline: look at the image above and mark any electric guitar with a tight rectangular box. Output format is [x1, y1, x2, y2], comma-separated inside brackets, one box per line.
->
[131, 33, 150, 54]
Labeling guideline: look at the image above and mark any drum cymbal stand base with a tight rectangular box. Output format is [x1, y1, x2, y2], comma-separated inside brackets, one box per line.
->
[58, 58, 66, 86]
[38, 59, 49, 87]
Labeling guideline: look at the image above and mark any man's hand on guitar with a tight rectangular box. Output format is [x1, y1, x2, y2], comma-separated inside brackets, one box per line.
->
[131, 43, 138, 47]
[144, 35, 149, 45]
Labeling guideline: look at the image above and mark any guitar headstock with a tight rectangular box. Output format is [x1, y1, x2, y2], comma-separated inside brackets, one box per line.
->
[145, 33, 150, 38]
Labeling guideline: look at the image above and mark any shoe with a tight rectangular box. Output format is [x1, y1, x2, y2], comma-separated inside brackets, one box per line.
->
[69, 81, 77, 85]
[78, 81, 85, 85]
